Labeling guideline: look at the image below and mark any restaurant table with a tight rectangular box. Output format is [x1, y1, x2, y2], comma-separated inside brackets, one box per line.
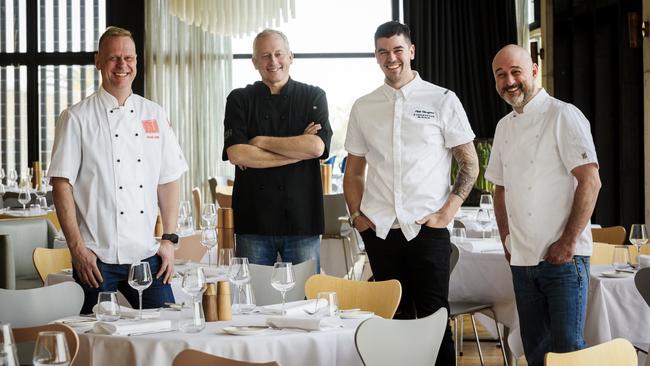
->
[73, 307, 365, 366]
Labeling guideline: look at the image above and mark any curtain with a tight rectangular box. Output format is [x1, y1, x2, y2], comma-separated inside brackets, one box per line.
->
[403, 0, 517, 138]
[515, 0, 530, 50]
[145, 0, 233, 202]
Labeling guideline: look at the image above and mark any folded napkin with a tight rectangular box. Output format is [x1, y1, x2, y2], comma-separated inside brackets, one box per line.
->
[639, 255, 650, 269]
[92, 304, 161, 320]
[259, 299, 325, 316]
[266, 316, 342, 331]
[453, 238, 503, 253]
[92, 319, 174, 335]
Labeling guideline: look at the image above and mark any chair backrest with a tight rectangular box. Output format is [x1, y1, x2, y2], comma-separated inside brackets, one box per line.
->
[591, 242, 617, 265]
[33, 247, 72, 284]
[449, 242, 460, 274]
[355, 307, 448, 366]
[304, 274, 402, 318]
[323, 193, 348, 236]
[591, 226, 626, 245]
[634, 267, 650, 308]
[174, 233, 208, 262]
[227, 179, 235, 187]
[173, 349, 279, 366]
[0, 234, 15, 289]
[192, 187, 202, 229]
[0, 281, 84, 327]
[216, 192, 232, 208]
[249, 259, 317, 306]
[208, 177, 219, 204]
[544, 338, 637, 366]
[12, 323, 79, 365]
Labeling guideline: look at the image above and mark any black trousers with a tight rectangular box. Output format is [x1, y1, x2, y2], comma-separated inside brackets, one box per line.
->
[360, 226, 455, 366]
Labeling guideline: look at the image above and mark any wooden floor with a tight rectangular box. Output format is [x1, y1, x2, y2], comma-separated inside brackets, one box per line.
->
[455, 315, 528, 366]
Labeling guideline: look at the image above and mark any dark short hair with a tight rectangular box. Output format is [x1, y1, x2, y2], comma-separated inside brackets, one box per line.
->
[374, 21, 412, 44]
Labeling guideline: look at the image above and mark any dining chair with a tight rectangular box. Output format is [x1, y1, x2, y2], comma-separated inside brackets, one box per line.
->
[544, 338, 637, 366]
[249, 258, 317, 306]
[208, 177, 219, 204]
[32, 247, 72, 284]
[354, 307, 448, 366]
[192, 187, 202, 229]
[591, 226, 626, 245]
[12, 323, 79, 365]
[304, 274, 401, 319]
[0, 281, 84, 327]
[227, 179, 235, 187]
[591, 242, 619, 265]
[322, 193, 355, 275]
[635, 267, 650, 308]
[173, 233, 208, 263]
[216, 192, 232, 208]
[173, 349, 279, 366]
[449, 242, 508, 366]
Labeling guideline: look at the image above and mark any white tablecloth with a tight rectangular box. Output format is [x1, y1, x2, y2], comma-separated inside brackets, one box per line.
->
[74, 308, 364, 366]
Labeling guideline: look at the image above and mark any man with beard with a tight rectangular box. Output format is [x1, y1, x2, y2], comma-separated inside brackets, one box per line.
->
[486, 44, 601, 366]
[343, 21, 478, 365]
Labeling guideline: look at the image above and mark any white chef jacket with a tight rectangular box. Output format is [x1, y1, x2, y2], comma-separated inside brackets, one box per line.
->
[48, 86, 188, 264]
[485, 89, 598, 266]
[345, 72, 476, 240]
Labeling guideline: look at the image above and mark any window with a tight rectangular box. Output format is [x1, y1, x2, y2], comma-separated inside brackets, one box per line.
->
[0, 0, 105, 178]
[231, 0, 397, 168]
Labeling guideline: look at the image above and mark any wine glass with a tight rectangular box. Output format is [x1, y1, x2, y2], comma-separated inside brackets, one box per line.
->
[1, 323, 19, 366]
[0, 184, 5, 211]
[475, 209, 492, 239]
[479, 194, 494, 210]
[128, 262, 153, 320]
[32, 331, 70, 366]
[270, 262, 296, 315]
[202, 203, 217, 228]
[200, 227, 217, 267]
[450, 227, 467, 244]
[180, 267, 207, 332]
[25, 167, 33, 188]
[217, 248, 233, 275]
[227, 257, 251, 314]
[18, 188, 31, 211]
[630, 224, 648, 264]
[0, 168, 5, 185]
[177, 201, 189, 234]
[7, 169, 17, 187]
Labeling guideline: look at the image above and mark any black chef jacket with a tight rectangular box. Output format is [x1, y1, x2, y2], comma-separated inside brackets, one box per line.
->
[222, 78, 332, 235]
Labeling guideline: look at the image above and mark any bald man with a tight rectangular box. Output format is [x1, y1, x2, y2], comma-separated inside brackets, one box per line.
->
[485, 44, 601, 366]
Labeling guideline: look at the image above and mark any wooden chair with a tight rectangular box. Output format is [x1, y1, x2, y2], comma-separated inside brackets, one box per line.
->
[592, 226, 626, 245]
[227, 179, 235, 187]
[192, 187, 202, 229]
[591, 242, 618, 265]
[216, 193, 232, 208]
[173, 349, 279, 366]
[354, 307, 448, 366]
[174, 233, 208, 263]
[208, 177, 219, 204]
[12, 323, 79, 365]
[33, 247, 72, 284]
[304, 274, 401, 319]
[544, 338, 637, 366]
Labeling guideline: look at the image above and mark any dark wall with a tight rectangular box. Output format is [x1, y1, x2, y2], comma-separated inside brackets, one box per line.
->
[106, 0, 145, 95]
[553, 0, 644, 230]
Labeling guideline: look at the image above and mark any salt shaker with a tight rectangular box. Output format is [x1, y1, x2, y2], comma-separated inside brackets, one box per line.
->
[216, 281, 232, 321]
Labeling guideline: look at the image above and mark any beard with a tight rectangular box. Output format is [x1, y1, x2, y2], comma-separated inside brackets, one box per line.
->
[499, 82, 534, 109]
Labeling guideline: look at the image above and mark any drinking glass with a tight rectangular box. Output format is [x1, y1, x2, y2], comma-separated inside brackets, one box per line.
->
[180, 267, 207, 332]
[217, 248, 233, 275]
[227, 257, 251, 314]
[475, 209, 492, 239]
[630, 224, 648, 264]
[25, 168, 33, 186]
[270, 262, 296, 315]
[18, 188, 31, 211]
[181, 201, 193, 232]
[450, 227, 466, 244]
[0, 168, 5, 183]
[1, 323, 19, 366]
[38, 197, 48, 210]
[7, 170, 17, 188]
[0, 184, 5, 211]
[128, 262, 153, 320]
[479, 194, 494, 210]
[612, 245, 631, 271]
[201, 203, 217, 228]
[200, 227, 217, 267]
[234, 283, 256, 314]
[315, 291, 339, 317]
[96, 292, 120, 321]
[32, 331, 70, 366]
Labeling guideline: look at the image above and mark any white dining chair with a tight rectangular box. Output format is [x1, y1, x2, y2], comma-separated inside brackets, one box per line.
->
[354, 307, 448, 366]
[248, 258, 317, 306]
[0, 281, 84, 327]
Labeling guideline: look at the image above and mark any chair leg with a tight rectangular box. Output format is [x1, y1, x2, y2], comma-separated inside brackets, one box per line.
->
[487, 308, 509, 366]
[453, 317, 459, 359]
[470, 314, 485, 366]
[459, 315, 464, 356]
[341, 237, 350, 276]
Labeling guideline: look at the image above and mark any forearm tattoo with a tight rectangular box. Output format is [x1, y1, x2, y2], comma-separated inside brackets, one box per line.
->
[451, 142, 479, 200]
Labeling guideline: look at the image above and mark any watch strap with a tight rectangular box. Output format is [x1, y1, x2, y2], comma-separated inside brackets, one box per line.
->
[161, 233, 179, 244]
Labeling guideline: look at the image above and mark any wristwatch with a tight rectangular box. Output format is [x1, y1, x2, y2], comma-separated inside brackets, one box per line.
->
[161, 233, 179, 244]
[349, 211, 363, 226]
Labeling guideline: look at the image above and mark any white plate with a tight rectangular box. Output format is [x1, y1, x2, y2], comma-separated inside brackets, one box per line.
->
[54, 317, 96, 327]
[340, 311, 374, 319]
[601, 270, 633, 278]
[222, 326, 269, 336]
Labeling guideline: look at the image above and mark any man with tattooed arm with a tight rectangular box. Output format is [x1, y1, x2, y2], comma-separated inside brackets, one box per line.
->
[343, 21, 478, 365]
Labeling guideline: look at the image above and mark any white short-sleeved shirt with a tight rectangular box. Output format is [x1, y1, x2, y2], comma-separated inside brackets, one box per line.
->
[485, 89, 598, 266]
[48, 87, 188, 264]
[345, 72, 476, 241]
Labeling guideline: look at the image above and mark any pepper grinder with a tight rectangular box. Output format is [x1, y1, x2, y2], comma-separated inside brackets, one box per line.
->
[216, 280, 232, 321]
[202, 282, 218, 322]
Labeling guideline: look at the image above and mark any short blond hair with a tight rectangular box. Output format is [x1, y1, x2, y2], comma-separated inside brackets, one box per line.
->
[98, 26, 134, 53]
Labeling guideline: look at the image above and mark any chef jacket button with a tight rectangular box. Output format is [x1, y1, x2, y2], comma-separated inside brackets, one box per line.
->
[137, 159, 141, 162]
[110, 110, 113, 114]
[115, 134, 119, 137]
[139, 185, 143, 188]
[130, 110, 134, 113]
[119, 186, 123, 189]
[135, 133, 139, 136]
[120, 211, 124, 215]
[117, 159, 121, 163]
[140, 210, 144, 214]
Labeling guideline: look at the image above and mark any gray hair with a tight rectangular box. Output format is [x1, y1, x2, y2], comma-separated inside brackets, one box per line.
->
[252, 29, 291, 57]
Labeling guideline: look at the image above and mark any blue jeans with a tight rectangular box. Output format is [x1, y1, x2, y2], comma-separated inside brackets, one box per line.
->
[235, 234, 320, 271]
[74, 254, 175, 314]
[510, 256, 590, 366]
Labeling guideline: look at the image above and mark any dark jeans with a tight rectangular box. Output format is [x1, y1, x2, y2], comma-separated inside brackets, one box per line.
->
[510, 256, 590, 366]
[235, 234, 321, 272]
[360, 226, 454, 366]
[74, 254, 175, 314]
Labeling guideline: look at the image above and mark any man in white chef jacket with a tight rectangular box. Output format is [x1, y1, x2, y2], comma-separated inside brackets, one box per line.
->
[48, 26, 188, 314]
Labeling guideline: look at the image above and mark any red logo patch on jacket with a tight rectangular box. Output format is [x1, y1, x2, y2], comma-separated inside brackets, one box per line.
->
[142, 119, 160, 139]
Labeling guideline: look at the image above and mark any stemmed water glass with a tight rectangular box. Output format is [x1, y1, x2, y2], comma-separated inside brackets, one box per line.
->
[180, 267, 207, 332]
[0, 168, 5, 186]
[7, 169, 17, 187]
[475, 209, 492, 239]
[200, 227, 217, 267]
[630, 224, 648, 266]
[18, 188, 31, 211]
[202, 203, 217, 228]
[479, 194, 494, 211]
[128, 262, 153, 320]
[270, 262, 296, 315]
[227, 257, 251, 314]
[0, 184, 5, 211]
[32, 331, 70, 366]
